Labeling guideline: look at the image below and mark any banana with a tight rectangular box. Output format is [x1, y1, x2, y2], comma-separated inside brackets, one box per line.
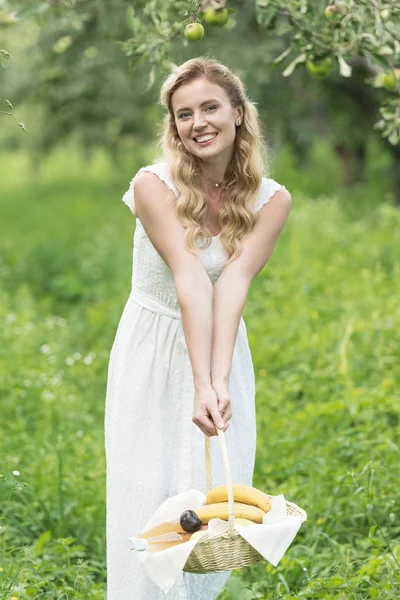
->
[206, 484, 271, 513]
[195, 501, 265, 524]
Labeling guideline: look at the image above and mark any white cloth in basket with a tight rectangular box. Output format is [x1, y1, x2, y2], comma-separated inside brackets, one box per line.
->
[128, 489, 305, 594]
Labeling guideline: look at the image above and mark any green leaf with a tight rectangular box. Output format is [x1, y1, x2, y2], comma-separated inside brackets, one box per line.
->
[282, 53, 306, 77]
[337, 55, 352, 77]
[34, 530, 52, 553]
[272, 47, 292, 65]
[376, 45, 394, 56]
[145, 66, 156, 92]
[53, 36, 73, 54]
[388, 130, 399, 145]
[15, 4, 50, 19]
[223, 575, 254, 600]
[256, 5, 277, 28]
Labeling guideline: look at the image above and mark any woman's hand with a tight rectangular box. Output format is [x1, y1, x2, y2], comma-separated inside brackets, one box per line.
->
[211, 378, 232, 432]
[192, 384, 229, 437]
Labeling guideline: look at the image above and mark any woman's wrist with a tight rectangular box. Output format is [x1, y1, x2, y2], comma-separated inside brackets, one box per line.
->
[211, 373, 230, 386]
[194, 377, 213, 391]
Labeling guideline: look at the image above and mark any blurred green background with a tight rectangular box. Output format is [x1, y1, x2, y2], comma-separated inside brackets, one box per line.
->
[1, 1, 400, 599]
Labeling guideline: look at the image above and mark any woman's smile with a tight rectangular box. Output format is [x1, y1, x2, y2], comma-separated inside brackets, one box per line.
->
[193, 133, 218, 147]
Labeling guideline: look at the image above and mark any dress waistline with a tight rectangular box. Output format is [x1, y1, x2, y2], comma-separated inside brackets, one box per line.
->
[129, 286, 182, 320]
[129, 286, 247, 337]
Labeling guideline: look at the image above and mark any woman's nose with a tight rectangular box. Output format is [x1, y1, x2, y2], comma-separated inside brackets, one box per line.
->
[193, 116, 207, 129]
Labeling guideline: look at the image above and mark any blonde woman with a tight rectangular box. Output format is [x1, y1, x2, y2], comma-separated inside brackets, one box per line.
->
[105, 57, 292, 600]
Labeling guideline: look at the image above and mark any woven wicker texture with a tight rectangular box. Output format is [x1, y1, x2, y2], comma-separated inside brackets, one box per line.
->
[183, 429, 306, 574]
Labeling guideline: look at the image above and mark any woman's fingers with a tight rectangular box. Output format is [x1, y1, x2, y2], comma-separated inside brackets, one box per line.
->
[212, 380, 232, 427]
[193, 412, 229, 436]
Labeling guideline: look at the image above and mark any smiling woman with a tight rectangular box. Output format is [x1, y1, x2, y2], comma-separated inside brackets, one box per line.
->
[169, 77, 244, 216]
[105, 56, 291, 600]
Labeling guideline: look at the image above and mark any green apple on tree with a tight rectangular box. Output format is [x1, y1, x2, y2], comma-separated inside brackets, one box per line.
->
[184, 22, 205, 41]
[204, 8, 229, 27]
[324, 5, 336, 18]
[324, 3, 348, 19]
[382, 70, 400, 91]
[305, 57, 332, 77]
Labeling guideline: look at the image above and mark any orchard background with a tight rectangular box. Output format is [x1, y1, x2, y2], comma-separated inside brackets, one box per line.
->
[1, 1, 400, 598]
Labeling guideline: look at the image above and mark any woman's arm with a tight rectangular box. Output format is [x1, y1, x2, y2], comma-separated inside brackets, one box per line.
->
[211, 270, 249, 384]
[211, 187, 292, 386]
[133, 172, 225, 435]
[175, 269, 214, 388]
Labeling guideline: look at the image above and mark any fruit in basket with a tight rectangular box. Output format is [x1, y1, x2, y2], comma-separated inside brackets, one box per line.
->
[206, 483, 271, 513]
[189, 528, 208, 541]
[138, 521, 188, 539]
[234, 518, 255, 527]
[195, 501, 265, 524]
[180, 509, 202, 533]
[146, 536, 189, 552]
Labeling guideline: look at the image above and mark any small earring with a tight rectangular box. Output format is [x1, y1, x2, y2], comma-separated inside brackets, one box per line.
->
[236, 120, 241, 126]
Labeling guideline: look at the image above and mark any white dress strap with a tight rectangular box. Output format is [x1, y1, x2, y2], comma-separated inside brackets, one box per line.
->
[121, 162, 179, 217]
[254, 178, 286, 213]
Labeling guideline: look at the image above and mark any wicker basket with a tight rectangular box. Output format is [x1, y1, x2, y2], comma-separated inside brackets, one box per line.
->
[183, 428, 307, 574]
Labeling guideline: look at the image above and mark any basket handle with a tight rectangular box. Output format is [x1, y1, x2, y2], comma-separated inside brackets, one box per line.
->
[205, 429, 236, 535]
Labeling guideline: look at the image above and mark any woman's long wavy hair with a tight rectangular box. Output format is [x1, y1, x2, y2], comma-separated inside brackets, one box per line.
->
[156, 56, 271, 265]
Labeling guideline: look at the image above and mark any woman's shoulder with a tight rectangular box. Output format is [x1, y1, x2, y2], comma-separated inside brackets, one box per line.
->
[122, 161, 176, 215]
[134, 160, 179, 197]
[255, 175, 287, 213]
[135, 160, 167, 178]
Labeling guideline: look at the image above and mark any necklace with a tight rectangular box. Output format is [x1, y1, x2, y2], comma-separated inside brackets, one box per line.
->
[202, 175, 223, 189]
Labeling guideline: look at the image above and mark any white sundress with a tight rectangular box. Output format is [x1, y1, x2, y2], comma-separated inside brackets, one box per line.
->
[104, 161, 284, 599]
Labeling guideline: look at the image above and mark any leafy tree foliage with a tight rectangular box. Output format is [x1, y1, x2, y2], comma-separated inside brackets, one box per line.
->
[1, 0, 400, 204]
[2, 0, 399, 144]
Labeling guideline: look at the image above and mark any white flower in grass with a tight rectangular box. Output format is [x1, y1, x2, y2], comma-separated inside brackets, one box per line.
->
[73, 352, 82, 361]
[40, 344, 51, 354]
[6, 313, 17, 323]
[43, 390, 55, 401]
[12, 470, 20, 477]
[65, 356, 74, 366]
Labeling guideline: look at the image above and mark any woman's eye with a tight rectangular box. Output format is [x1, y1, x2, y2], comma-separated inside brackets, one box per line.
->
[206, 105, 218, 111]
[178, 105, 218, 119]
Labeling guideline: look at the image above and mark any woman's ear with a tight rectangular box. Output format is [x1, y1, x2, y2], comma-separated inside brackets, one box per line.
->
[236, 107, 244, 122]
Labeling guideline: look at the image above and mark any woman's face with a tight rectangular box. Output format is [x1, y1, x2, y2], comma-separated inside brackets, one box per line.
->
[171, 76, 243, 165]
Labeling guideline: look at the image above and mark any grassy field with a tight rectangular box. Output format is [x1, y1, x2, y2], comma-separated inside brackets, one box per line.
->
[0, 140, 399, 599]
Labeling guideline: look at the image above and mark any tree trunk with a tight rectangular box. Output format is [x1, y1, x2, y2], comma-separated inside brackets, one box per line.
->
[391, 145, 400, 206]
[333, 141, 367, 187]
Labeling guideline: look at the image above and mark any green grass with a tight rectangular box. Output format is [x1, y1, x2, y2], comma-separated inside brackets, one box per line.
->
[0, 141, 399, 599]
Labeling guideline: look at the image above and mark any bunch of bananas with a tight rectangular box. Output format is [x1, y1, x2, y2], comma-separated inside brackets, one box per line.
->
[200, 483, 271, 523]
